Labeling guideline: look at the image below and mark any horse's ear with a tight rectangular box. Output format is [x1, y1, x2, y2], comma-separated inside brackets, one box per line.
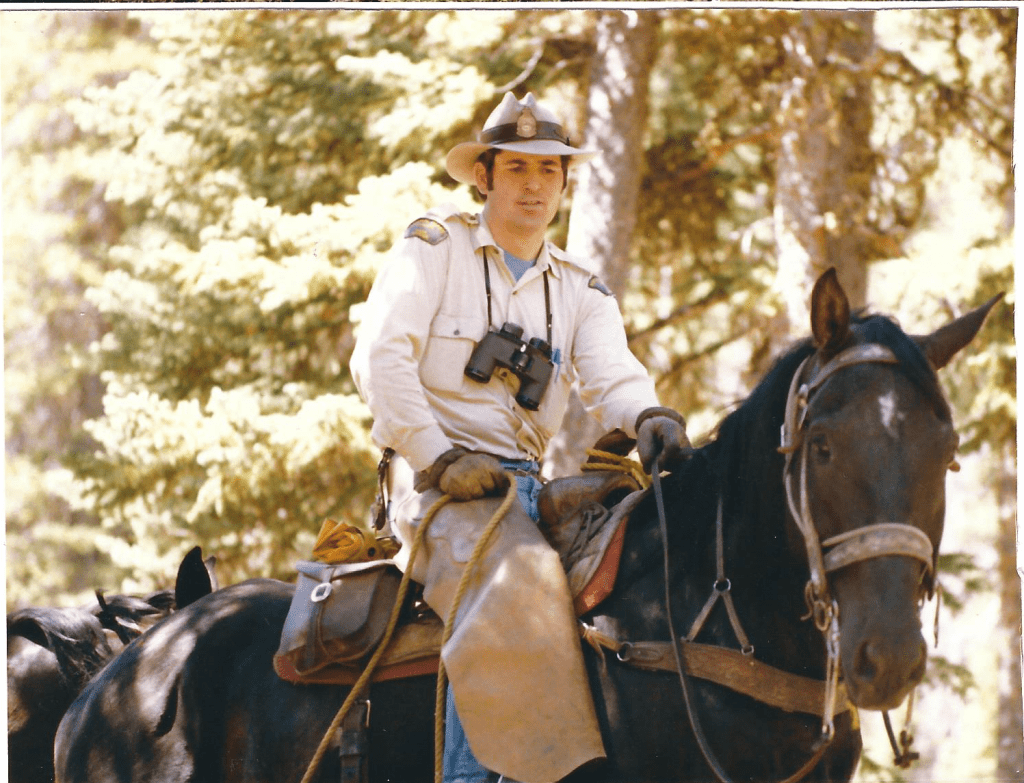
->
[810, 267, 851, 358]
[913, 292, 1004, 370]
[175, 546, 215, 609]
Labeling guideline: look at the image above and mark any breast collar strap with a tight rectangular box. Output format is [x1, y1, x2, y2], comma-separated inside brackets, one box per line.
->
[483, 250, 552, 346]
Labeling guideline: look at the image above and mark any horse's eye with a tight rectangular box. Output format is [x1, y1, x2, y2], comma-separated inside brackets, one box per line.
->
[810, 434, 831, 463]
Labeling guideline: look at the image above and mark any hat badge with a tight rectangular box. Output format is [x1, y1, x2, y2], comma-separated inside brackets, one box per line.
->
[516, 108, 538, 139]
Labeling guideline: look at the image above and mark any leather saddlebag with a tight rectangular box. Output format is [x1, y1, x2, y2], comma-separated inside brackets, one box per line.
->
[275, 559, 402, 677]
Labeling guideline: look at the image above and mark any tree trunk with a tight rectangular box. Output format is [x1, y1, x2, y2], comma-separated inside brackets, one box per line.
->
[770, 10, 875, 346]
[995, 18, 1021, 769]
[545, 9, 660, 477]
[995, 441, 1023, 780]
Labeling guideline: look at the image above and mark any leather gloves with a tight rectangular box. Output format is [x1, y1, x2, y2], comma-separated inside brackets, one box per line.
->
[414, 447, 511, 501]
[635, 407, 692, 473]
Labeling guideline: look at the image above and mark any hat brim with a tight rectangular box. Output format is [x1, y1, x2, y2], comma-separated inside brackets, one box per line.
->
[445, 139, 599, 185]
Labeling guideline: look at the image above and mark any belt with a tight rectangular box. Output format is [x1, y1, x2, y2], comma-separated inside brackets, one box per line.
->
[497, 457, 541, 476]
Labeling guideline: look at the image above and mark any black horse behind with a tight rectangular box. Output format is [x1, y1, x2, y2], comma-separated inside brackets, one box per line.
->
[54, 271, 999, 783]
[8, 546, 217, 783]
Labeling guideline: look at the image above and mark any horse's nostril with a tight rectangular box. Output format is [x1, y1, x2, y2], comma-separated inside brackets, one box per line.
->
[853, 635, 927, 691]
[854, 638, 882, 683]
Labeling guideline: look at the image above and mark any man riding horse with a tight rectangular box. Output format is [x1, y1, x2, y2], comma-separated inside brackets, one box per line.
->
[349, 92, 690, 783]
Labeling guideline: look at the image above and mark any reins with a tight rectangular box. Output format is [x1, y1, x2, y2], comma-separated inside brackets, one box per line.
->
[305, 342, 938, 783]
[650, 458, 833, 783]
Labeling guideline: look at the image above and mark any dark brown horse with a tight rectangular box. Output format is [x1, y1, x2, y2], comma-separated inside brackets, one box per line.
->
[8, 546, 217, 783]
[54, 271, 999, 783]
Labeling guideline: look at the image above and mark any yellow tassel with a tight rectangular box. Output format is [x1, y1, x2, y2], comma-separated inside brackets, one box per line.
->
[312, 518, 399, 564]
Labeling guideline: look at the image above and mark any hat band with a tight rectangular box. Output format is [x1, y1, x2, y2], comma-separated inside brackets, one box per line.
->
[480, 121, 570, 147]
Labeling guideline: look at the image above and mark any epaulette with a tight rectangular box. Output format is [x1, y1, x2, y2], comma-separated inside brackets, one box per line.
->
[404, 218, 449, 245]
[588, 275, 613, 297]
[549, 244, 605, 279]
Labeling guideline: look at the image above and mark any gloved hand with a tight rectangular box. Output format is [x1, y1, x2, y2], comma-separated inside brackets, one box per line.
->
[415, 447, 511, 501]
[440, 452, 511, 501]
[635, 407, 693, 473]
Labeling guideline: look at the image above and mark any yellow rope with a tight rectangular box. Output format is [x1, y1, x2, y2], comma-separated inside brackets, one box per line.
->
[299, 484, 518, 783]
[433, 483, 518, 783]
[582, 448, 650, 489]
[299, 493, 446, 783]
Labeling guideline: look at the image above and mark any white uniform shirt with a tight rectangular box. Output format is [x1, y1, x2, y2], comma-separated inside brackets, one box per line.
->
[350, 203, 660, 472]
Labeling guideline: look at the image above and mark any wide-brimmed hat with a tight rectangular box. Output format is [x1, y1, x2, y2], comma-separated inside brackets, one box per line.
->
[445, 92, 599, 185]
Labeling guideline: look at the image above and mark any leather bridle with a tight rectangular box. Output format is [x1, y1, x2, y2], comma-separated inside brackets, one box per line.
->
[780, 343, 937, 620]
[650, 342, 941, 783]
[777, 343, 938, 746]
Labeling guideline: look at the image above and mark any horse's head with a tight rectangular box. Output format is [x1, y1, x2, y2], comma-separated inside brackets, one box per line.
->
[783, 268, 999, 711]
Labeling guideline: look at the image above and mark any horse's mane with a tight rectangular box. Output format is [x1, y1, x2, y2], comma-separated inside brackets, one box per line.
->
[7, 607, 114, 689]
[660, 311, 950, 570]
[710, 311, 950, 487]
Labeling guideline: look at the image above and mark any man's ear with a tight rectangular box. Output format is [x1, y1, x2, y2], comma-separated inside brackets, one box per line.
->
[474, 160, 489, 197]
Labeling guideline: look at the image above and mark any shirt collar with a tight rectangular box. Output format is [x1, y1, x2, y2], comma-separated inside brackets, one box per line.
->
[469, 214, 562, 279]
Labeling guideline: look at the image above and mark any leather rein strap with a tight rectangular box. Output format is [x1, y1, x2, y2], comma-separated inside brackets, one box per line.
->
[651, 462, 833, 783]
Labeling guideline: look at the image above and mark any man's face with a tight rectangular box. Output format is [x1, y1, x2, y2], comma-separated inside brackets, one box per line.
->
[476, 151, 564, 239]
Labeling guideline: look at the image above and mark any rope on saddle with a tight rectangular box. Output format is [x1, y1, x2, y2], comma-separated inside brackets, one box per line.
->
[433, 484, 518, 783]
[582, 448, 650, 489]
[297, 484, 518, 783]
[298, 502, 434, 783]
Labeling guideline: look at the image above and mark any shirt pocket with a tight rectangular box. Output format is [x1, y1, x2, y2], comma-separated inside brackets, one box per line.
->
[419, 313, 486, 393]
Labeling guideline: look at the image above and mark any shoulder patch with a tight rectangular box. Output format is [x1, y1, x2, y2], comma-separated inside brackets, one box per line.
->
[588, 275, 613, 296]
[404, 218, 449, 245]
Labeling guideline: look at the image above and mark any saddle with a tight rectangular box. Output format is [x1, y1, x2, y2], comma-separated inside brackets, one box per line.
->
[273, 454, 644, 687]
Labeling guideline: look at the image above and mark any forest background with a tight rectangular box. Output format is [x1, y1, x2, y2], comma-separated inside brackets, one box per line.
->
[1, 6, 1018, 782]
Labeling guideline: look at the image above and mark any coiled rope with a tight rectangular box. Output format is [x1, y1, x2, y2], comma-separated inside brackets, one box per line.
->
[581, 448, 650, 489]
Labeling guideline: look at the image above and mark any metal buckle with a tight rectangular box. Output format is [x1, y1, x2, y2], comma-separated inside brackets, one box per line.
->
[311, 582, 333, 603]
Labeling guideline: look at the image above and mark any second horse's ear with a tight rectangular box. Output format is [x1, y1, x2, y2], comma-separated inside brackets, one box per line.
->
[175, 546, 215, 609]
[809, 267, 851, 360]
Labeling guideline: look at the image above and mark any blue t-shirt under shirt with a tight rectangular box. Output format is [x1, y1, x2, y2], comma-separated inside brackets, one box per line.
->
[502, 249, 535, 282]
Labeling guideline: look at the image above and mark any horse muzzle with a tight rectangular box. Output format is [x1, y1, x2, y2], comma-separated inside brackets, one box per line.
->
[833, 555, 930, 711]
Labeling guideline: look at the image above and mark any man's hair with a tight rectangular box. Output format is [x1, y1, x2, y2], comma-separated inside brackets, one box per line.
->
[474, 149, 571, 201]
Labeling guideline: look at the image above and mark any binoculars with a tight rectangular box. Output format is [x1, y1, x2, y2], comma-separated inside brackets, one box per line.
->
[464, 322, 554, 411]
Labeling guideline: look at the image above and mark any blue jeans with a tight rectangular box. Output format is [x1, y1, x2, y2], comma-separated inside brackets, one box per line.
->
[442, 467, 541, 783]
